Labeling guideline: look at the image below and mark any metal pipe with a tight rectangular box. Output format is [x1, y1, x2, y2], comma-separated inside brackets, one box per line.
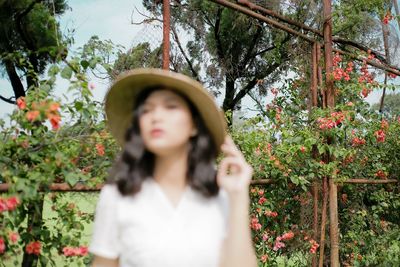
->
[162, 0, 170, 70]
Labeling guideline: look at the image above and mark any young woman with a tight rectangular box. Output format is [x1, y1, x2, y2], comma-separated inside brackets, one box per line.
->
[89, 69, 257, 267]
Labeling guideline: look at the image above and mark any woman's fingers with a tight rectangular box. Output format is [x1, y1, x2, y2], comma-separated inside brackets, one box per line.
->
[221, 136, 243, 158]
[217, 157, 252, 182]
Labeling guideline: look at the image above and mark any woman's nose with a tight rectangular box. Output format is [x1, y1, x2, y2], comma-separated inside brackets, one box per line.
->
[150, 106, 165, 122]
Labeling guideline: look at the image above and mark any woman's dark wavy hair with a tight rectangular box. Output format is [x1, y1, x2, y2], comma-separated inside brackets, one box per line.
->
[108, 87, 219, 198]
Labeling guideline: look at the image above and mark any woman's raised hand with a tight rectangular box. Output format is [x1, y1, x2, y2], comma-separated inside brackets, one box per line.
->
[217, 136, 253, 196]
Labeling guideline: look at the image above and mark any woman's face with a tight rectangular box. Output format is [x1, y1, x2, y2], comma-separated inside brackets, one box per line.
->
[139, 89, 196, 156]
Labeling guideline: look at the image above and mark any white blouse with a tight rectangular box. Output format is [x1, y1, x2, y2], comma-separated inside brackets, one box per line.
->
[89, 178, 230, 267]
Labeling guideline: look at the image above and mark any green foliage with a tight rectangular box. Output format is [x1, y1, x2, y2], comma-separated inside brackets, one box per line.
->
[0, 41, 119, 266]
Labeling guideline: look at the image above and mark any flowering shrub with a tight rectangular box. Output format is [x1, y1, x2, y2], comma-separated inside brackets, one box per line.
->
[230, 50, 399, 265]
[0, 44, 118, 266]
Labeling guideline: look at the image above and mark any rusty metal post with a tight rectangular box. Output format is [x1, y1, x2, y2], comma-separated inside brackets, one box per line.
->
[316, 42, 326, 108]
[310, 42, 319, 267]
[311, 43, 319, 107]
[162, 0, 170, 70]
[379, 21, 391, 113]
[322, 0, 339, 266]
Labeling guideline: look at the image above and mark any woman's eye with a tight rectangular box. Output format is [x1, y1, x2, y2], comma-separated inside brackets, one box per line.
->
[166, 104, 177, 109]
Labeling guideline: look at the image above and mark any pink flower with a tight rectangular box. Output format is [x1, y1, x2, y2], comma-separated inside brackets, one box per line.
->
[300, 146, 306, 153]
[6, 196, 20, 210]
[63, 247, 75, 256]
[273, 240, 286, 251]
[89, 82, 96, 90]
[78, 246, 88, 256]
[258, 197, 267, 205]
[250, 217, 262, 231]
[0, 196, 20, 212]
[264, 210, 278, 217]
[260, 254, 268, 263]
[8, 232, 19, 243]
[262, 232, 269, 241]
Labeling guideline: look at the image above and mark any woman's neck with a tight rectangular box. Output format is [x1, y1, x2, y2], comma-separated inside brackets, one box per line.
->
[153, 148, 188, 190]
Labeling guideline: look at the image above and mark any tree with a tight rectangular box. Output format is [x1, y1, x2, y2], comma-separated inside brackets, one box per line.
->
[372, 93, 400, 117]
[137, 0, 393, 124]
[0, 0, 69, 104]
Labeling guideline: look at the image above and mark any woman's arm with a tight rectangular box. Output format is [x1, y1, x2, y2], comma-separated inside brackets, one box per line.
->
[217, 136, 257, 267]
[91, 255, 119, 267]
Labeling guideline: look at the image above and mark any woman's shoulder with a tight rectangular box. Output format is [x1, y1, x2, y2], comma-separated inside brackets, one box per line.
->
[98, 183, 123, 202]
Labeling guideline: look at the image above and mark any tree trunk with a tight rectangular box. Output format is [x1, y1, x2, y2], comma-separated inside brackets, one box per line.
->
[21, 197, 44, 267]
[4, 59, 25, 100]
[222, 75, 236, 125]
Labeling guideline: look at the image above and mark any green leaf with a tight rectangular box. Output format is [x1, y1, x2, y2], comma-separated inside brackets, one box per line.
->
[60, 66, 73, 79]
[65, 173, 79, 187]
[80, 60, 90, 69]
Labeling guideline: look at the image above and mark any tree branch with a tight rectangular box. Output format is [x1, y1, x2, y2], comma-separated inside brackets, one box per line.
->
[214, 7, 225, 62]
[0, 95, 16, 104]
[171, 26, 201, 82]
[237, 24, 263, 77]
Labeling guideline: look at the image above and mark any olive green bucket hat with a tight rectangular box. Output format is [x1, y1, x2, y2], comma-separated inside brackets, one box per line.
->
[104, 68, 227, 152]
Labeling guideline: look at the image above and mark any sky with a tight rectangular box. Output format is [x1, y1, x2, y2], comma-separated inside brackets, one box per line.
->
[0, 0, 399, 121]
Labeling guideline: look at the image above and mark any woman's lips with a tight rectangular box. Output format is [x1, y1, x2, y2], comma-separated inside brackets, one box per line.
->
[150, 129, 164, 137]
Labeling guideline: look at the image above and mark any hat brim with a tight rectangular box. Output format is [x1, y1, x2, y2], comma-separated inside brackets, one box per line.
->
[104, 68, 227, 153]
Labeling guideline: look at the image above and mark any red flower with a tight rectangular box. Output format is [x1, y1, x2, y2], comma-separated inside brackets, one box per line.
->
[26, 241, 41, 255]
[361, 87, 371, 98]
[309, 239, 319, 254]
[351, 137, 366, 147]
[300, 146, 306, 153]
[47, 113, 61, 130]
[48, 102, 60, 112]
[26, 110, 40, 122]
[0, 237, 5, 254]
[281, 231, 295, 241]
[16, 97, 26, 110]
[333, 53, 342, 67]
[95, 143, 105, 156]
[375, 170, 387, 179]
[382, 13, 393, 25]
[374, 130, 386, 143]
